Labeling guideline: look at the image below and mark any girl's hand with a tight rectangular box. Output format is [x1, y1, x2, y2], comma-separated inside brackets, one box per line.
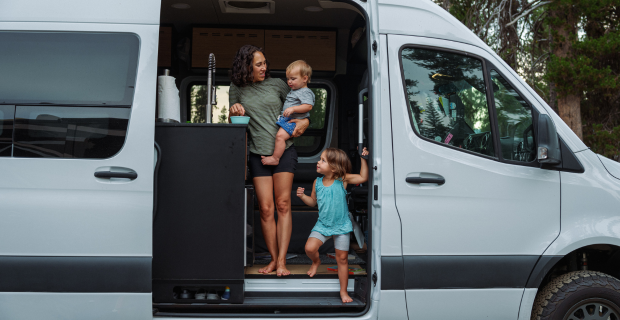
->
[296, 187, 305, 198]
[289, 118, 310, 137]
[229, 103, 246, 117]
[361, 147, 369, 157]
[282, 107, 295, 118]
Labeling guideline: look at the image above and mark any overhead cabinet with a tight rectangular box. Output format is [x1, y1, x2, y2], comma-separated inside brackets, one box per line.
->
[192, 28, 336, 71]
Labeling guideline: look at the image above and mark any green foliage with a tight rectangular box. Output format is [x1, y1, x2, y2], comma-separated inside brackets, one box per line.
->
[584, 124, 620, 159]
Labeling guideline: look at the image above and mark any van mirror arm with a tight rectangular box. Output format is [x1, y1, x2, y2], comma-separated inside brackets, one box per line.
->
[537, 114, 561, 166]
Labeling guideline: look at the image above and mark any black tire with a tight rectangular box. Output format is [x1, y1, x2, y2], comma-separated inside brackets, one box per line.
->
[531, 271, 620, 320]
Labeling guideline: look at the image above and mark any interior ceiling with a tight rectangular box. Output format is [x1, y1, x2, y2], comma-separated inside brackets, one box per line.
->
[160, 0, 360, 29]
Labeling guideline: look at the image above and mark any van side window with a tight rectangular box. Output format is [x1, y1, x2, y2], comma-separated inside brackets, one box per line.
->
[0, 105, 15, 157]
[13, 107, 130, 158]
[293, 87, 329, 156]
[401, 48, 495, 158]
[490, 70, 536, 162]
[0, 32, 139, 159]
[188, 84, 330, 157]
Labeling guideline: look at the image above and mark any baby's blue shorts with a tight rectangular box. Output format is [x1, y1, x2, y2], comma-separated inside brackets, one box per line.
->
[276, 116, 297, 136]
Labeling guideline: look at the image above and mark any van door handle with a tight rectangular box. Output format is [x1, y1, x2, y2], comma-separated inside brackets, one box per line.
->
[95, 171, 138, 180]
[406, 177, 445, 185]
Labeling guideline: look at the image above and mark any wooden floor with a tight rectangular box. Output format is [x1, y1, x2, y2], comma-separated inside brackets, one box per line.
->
[245, 264, 365, 275]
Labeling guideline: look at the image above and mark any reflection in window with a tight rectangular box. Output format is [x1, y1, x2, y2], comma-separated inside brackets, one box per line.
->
[190, 85, 230, 124]
[491, 70, 535, 162]
[401, 48, 495, 157]
[0, 105, 14, 157]
[13, 106, 130, 159]
[293, 87, 328, 156]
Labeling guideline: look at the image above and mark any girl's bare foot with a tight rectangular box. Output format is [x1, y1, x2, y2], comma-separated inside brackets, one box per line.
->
[276, 261, 290, 277]
[258, 261, 277, 274]
[260, 156, 280, 166]
[340, 291, 353, 303]
[307, 261, 321, 277]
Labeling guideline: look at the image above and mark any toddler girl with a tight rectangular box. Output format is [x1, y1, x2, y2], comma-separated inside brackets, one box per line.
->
[296, 147, 369, 303]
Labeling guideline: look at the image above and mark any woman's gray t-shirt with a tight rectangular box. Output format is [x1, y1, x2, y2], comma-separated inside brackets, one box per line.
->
[229, 77, 292, 155]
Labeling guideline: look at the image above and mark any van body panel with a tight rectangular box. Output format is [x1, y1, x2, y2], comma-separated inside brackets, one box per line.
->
[377, 0, 488, 49]
[377, 290, 409, 319]
[518, 289, 538, 320]
[0, 22, 157, 257]
[378, 34, 403, 256]
[0, 20, 155, 319]
[0, 292, 152, 320]
[0, 0, 160, 25]
[405, 289, 523, 319]
[545, 150, 620, 256]
[388, 34, 561, 256]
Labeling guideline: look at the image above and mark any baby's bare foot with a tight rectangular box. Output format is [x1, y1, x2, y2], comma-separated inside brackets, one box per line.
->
[340, 291, 353, 303]
[261, 156, 280, 166]
[307, 262, 321, 277]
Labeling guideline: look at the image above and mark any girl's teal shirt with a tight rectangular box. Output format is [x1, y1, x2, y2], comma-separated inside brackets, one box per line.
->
[311, 176, 353, 236]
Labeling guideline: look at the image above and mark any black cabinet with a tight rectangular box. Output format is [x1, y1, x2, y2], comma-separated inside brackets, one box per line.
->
[153, 123, 247, 304]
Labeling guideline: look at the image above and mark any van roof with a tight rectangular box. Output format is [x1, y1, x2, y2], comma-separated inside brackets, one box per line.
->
[377, 0, 488, 49]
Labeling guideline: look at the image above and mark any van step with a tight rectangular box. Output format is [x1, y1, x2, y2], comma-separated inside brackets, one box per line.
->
[153, 292, 365, 313]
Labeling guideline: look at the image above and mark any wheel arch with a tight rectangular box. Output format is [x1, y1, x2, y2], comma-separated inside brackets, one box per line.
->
[529, 243, 620, 293]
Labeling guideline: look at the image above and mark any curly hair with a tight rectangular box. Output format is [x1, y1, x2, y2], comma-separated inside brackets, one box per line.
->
[231, 45, 270, 87]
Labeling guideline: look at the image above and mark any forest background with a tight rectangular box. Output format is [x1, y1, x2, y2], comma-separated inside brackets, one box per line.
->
[433, 0, 620, 160]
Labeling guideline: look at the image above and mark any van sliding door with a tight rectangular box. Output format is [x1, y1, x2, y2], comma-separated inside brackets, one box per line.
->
[0, 2, 160, 318]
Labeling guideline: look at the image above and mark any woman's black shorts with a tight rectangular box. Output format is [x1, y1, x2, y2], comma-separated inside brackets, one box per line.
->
[249, 146, 298, 178]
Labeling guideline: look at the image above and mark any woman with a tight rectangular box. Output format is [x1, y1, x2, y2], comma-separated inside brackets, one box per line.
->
[228, 45, 309, 276]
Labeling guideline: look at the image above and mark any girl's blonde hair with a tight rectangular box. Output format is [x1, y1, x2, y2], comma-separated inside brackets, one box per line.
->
[286, 60, 312, 83]
[322, 148, 352, 181]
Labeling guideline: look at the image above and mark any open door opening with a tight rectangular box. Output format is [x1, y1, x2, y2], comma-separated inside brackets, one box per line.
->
[151, 0, 373, 316]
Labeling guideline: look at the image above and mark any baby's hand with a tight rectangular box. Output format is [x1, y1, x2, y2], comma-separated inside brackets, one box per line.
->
[296, 187, 305, 198]
[283, 107, 295, 118]
[361, 147, 369, 157]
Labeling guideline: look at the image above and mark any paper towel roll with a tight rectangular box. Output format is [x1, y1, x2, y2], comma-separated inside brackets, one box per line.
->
[157, 75, 180, 122]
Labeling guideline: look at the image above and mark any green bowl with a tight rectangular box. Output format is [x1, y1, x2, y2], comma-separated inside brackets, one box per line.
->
[230, 116, 250, 124]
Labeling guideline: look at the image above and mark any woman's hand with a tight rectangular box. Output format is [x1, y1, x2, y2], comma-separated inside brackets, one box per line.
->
[289, 118, 310, 137]
[229, 103, 246, 117]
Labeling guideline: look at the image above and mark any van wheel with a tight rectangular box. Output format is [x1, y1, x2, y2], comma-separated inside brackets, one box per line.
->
[531, 271, 620, 320]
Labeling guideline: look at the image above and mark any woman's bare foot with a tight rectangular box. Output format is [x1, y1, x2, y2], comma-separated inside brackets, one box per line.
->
[307, 261, 321, 277]
[260, 156, 280, 166]
[276, 261, 290, 277]
[258, 261, 277, 274]
[340, 291, 353, 303]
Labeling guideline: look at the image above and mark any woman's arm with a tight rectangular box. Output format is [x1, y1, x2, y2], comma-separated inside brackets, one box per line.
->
[296, 180, 317, 207]
[345, 147, 369, 185]
[289, 118, 310, 137]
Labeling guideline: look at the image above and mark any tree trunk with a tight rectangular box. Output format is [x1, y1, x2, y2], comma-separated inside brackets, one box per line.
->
[551, 2, 582, 140]
[558, 94, 583, 139]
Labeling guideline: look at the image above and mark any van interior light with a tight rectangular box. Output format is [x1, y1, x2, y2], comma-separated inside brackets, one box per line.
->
[171, 3, 190, 9]
[219, 0, 275, 14]
[304, 6, 324, 12]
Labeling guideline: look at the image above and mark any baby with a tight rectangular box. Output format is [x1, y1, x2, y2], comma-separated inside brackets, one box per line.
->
[261, 60, 314, 166]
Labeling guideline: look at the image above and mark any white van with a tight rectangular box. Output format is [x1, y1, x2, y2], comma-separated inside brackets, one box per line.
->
[2, 0, 620, 319]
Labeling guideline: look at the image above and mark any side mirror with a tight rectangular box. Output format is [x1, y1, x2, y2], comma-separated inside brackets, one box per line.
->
[537, 114, 561, 165]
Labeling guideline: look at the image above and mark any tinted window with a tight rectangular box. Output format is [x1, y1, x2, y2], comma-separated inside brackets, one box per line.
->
[0, 105, 14, 157]
[0, 32, 139, 106]
[14, 106, 130, 158]
[401, 48, 495, 158]
[293, 87, 328, 156]
[490, 70, 536, 162]
[189, 85, 230, 124]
